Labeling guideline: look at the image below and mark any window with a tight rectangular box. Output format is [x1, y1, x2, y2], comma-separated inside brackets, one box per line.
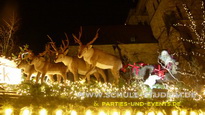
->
[130, 37, 136, 42]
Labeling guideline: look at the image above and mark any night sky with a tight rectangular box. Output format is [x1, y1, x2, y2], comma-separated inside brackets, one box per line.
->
[1, 0, 136, 53]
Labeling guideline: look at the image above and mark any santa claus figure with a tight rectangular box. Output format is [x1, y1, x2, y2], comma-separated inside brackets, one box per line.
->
[158, 50, 178, 74]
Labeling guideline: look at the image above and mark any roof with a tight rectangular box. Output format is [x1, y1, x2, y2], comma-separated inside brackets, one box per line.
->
[71, 25, 158, 45]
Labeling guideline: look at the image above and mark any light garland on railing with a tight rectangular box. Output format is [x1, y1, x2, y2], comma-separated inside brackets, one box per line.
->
[12, 80, 204, 102]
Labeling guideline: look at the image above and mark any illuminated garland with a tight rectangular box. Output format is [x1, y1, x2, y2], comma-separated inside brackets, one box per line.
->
[171, 1, 205, 82]
[173, 1, 205, 51]
[2, 82, 205, 114]
[2, 104, 205, 115]
[173, 51, 205, 57]
[1, 80, 202, 102]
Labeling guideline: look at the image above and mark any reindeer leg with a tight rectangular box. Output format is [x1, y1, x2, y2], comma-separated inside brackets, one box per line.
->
[97, 69, 107, 82]
[85, 73, 91, 83]
[47, 74, 54, 83]
[61, 73, 67, 83]
[84, 66, 96, 82]
[35, 72, 41, 84]
[41, 73, 46, 84]
[57, 75, 62, 83]
[111, 69, 120, 84]
[72, 70, 79, 82]
[26, 72, 32, 81]
[70, 63, 79, 81]
[93, 72, 100, 81]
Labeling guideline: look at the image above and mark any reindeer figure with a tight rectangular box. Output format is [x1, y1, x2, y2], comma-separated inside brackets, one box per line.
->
[18, 50, 61, 83]
[49, 34, 107, 82]
[72, 27, 122, 84]
[30, 55, 67, 84]
[17, 60, 40, 81]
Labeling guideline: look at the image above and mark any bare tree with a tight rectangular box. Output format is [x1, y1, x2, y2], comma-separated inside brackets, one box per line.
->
[0, 3, 20, 57]
[172, 0, 205, 87]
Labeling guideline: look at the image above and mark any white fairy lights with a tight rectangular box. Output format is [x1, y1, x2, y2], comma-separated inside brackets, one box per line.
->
[174, 1, 205, 51]
[2, 105, 205, 115]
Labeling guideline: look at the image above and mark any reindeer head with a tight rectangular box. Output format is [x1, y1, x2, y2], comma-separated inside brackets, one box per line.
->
[48, 33, 70, 63]
[17, 60, 27, 69]
[76, 44, 93, 58]
[72, 27, 100, 58]
[54, 49, 69, 63]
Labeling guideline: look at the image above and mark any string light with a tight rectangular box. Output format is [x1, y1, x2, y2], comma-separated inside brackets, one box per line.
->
[174, 1, 205, 64]
[99, 111, 107, 115]
[190, 111, 197, 115]
[3, 106, 205, 115]
[39, 109, 47, 115]
[136, 112, 144, 115]
[124, 110, 131, 115]
[21, 108, 32, 115]
[157, 112, 164, 115]
[172, 110, 178, 115]
[86, 110, 92, 115]
[10, 79, 203, 102]
[180, 110, 186, 115]
[5, 108, 13, 115]
[71, 110, 77, 115]
[56, 109, 63, 115]
[112, 111, 120, 115]
[147, 111, 155, 115]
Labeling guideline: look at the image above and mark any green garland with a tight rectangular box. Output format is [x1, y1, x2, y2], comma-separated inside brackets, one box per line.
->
[1, 80, 204, 110]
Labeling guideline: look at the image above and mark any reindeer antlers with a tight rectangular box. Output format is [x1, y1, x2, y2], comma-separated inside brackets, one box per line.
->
[47, 33, 69, 54]
[47, 35, 58, 52]
[87, 28, 100, 46]
[73, 27, 100, 46]
[60, 33, 69, 53]
[72, 26, 83, 46]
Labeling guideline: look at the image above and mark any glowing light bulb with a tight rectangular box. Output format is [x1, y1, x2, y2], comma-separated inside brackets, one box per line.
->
[172, 110, 178, 115]
[71, 110, 77, 115]
[86, 110, 92, 115]
[5, 108, 13, 115]
[125, 110, 131, 115]
[22, 109, 31, 115]
[147, 111, 155, 115]
[136, 112, 144, 115]
[39, 109, 47, 115]
[157, 112, 163, 115]
[56, 109, 63, 115]
[112, 111, 119, 115]
[190, 111, 197, 115]
[99, 111, 107, 115]
[180, 110, 186, 115]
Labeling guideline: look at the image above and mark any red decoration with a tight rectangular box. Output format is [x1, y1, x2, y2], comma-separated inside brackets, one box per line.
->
[153, 65, 167, 80]
[128, 62, 146, 75]
[120, 64, 129, 73]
